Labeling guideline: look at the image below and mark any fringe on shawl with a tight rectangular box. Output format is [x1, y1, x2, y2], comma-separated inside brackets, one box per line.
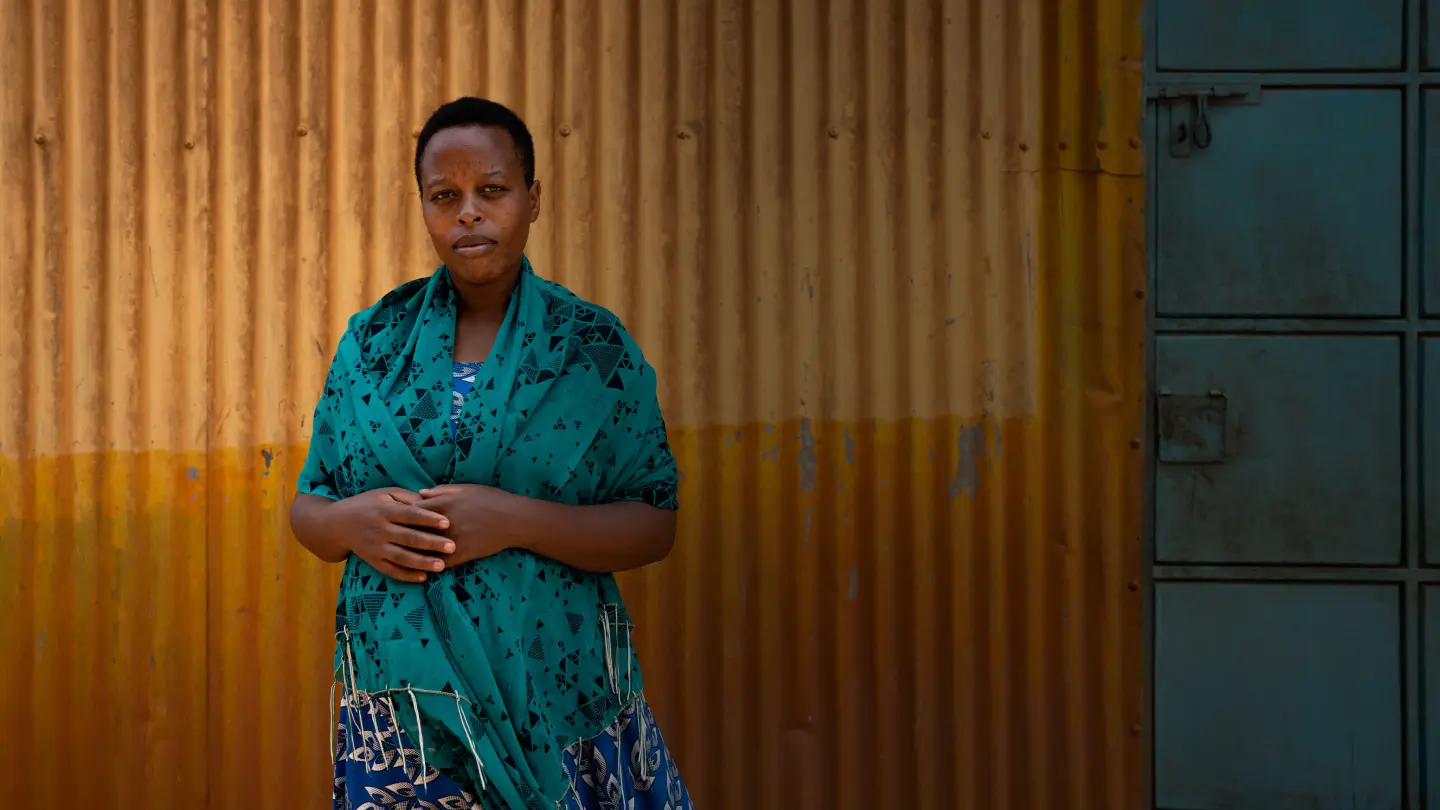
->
[330, 606, 652, 809]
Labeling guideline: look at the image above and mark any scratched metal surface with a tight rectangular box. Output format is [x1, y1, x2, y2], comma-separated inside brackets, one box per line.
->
[0, 1, 1146, 807]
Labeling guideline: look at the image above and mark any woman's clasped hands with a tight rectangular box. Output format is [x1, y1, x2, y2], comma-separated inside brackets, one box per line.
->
[327, 485, 516, 583]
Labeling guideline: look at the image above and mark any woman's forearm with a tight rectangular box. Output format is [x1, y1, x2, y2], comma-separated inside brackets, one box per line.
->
[503, 497, 677, 573]
[289, 493, 353, 563]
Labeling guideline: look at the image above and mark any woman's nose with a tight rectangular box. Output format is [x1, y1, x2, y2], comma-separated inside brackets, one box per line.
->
[457, 196, 483, 224]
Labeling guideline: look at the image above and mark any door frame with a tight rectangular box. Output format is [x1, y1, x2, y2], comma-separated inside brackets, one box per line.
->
[1141, 2, 1159, 809]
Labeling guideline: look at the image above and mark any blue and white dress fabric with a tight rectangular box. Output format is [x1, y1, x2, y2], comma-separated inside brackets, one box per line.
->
[449, 361, 482, 439]
[331, 361, 695, 810]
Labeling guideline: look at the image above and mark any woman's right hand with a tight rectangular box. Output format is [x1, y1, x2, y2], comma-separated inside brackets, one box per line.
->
[326, 488, 455, 583]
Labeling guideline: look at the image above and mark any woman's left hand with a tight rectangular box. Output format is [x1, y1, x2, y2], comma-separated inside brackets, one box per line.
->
[417, 484, 522, 567]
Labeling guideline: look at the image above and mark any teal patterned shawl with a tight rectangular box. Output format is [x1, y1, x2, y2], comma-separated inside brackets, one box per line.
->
[296, 258, 679, 809]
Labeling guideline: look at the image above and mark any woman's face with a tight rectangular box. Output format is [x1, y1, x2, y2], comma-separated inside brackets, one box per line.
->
[417, 125, 540, 288]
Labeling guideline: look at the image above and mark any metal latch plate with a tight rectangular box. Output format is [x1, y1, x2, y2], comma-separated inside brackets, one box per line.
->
[1157, 392, 1227, 464]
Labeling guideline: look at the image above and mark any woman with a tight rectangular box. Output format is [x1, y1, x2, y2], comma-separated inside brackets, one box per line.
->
[290, 97, 694, 810]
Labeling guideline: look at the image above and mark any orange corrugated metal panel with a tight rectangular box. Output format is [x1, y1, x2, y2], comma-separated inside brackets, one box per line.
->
[0, 1, 1145, 808]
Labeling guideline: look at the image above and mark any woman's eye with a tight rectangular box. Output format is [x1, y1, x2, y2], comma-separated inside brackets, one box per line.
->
[431, 191, 454, 201]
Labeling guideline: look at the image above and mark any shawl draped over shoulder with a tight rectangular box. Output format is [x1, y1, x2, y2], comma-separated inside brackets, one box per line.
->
[296, 258, 680, 809]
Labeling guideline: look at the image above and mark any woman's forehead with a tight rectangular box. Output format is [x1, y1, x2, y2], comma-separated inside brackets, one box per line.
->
[422, 126, 521, 170]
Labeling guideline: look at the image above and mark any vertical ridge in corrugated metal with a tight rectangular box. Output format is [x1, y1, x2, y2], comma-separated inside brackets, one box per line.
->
[0, 1, 1146, 808]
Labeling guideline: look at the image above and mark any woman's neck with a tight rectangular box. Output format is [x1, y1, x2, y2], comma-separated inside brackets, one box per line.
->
[451, 264, 521, 322]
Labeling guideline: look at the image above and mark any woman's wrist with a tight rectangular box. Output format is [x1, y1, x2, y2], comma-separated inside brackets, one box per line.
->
[292, 493, 354, 562]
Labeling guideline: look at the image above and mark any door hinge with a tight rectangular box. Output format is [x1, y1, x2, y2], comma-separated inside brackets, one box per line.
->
[1146, 83, 1262, 158]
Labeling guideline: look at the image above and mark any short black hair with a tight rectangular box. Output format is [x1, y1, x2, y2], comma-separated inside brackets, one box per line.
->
[414, 96, 536, 191]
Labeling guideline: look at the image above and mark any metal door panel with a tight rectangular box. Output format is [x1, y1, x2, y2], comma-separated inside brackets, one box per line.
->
[1423, 92, 1440, 314]
[1428, 0, 1440, 68]
[1155, 335, 1401, 565]
[1424, 588, 1440, 796]
[1422, 338, 1440, 563]
[1155, 582, 1403, 810]
[1156, 89, 1402, 317]
[1155, 0, 1403, 71]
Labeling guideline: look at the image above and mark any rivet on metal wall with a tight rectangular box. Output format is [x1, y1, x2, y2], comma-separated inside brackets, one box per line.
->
[827, 126, 839, 139]
[1018, 141, 1029, 152]
[1129, 437, 1141, 448]
[1129, 136, 1141, 148]
[33, 132, 45, 145]
[981, 130, 992, 139]
[559, 125, 572, 137]
[297, 127, 308, 137]
[184, 140, 195, 150]
[675, 128, 690, 140]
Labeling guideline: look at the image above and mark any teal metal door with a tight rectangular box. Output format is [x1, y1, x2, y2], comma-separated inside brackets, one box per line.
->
[1148, 0, 1427, 807]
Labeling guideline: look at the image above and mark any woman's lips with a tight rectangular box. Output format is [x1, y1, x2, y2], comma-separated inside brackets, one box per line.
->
[453, 238, 496, 257]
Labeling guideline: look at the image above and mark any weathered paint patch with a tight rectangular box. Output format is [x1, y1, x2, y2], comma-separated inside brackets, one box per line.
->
[948, 419, 1001, 500]
[797, 417, 818, 492]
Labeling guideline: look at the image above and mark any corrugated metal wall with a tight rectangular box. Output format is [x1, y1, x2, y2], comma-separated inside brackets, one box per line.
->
[0, 1, 1146, 808]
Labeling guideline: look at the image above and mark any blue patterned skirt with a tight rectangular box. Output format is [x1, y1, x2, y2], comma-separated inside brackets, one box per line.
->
[333, 689, 694, 809]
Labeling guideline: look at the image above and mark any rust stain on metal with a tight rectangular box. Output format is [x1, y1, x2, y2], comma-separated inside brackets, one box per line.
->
[0, 0, 1146, 808]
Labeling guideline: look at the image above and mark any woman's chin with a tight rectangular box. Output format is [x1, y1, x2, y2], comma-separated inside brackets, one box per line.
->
[445, 257, 513, 287]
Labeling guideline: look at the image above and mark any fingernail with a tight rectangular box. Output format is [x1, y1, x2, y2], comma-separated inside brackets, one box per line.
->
[439, 520, 450, 529]
[443, 543, 455, 553]
[433, 561, 444, 571]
